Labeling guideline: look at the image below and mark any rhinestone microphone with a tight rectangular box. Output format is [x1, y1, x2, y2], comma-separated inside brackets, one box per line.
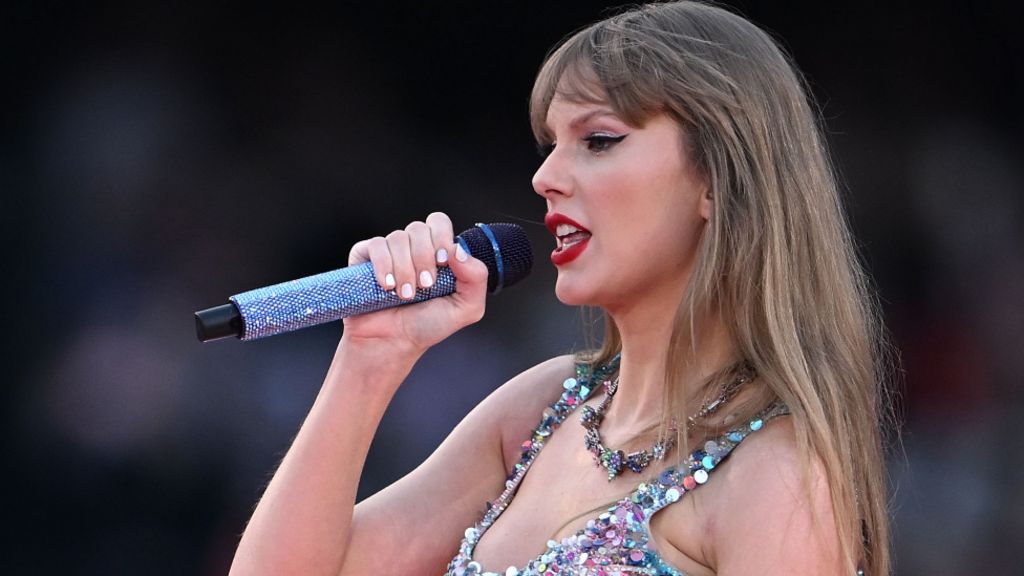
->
[194, 223, 533, 342]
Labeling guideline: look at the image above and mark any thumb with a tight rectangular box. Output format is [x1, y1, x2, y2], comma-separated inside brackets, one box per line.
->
[448, 242, 489, 299]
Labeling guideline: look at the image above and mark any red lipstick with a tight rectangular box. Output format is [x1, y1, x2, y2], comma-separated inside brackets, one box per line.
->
[545, 213, 592, 266]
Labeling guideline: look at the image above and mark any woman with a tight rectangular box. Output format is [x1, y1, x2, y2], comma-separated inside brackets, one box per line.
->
[229, 2, 891, 575]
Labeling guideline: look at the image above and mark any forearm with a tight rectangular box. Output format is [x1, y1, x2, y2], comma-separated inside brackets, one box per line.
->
[229, 337, 420, 576]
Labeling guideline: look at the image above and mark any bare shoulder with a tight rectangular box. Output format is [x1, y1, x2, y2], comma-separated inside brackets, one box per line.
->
[714, 415, 807, 494]
[474, 354, 576, 422]
[489, 354, 576, 400]
[346, 355, 577, 574]
[474, 354, 577, 473]
[708, 415, 845, 575]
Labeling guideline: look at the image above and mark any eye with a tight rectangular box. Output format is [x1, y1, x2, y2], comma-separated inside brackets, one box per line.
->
[537, 141, 555, 158]
[583, 133, 627, 153]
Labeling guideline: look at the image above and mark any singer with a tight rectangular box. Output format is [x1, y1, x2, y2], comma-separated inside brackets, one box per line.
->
[230, 2, 891, 575]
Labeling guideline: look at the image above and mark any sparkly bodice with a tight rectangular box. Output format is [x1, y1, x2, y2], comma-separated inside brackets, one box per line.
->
[444, 360, 790, 576]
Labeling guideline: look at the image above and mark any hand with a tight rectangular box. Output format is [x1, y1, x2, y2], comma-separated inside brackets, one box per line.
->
[340, 212, 489, 356]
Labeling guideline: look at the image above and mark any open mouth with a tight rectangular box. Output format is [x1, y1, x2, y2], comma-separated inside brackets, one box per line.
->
[545, 213, 592, 265]
[554, 223, 592, 252]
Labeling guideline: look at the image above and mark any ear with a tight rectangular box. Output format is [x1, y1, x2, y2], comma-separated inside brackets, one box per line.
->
[698, 185, 713, 221]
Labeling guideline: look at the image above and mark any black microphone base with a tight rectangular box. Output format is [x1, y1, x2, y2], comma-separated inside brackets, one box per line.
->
[195, 303, 243, 342]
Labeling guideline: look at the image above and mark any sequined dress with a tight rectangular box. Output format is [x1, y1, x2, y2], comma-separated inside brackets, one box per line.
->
[444, 360, 791, 576]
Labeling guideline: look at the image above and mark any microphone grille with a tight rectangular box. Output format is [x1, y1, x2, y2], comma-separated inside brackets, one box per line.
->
[458, 223, 533, 293]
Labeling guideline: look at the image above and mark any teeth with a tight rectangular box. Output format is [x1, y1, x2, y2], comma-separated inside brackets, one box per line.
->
[561, 236, 584, 248]
[556, 223, 581, 237]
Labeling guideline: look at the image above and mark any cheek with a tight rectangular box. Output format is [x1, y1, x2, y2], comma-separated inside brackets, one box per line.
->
[623, 194, 705, 274]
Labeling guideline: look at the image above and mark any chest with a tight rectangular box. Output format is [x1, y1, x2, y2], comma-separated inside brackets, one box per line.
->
[471, 418, 714, 575]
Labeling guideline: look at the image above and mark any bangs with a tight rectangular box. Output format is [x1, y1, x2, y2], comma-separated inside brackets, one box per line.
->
[529, 15, 674, 146]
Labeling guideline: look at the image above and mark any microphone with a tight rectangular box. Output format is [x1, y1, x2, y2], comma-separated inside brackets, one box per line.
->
[194, 223, 532, 342]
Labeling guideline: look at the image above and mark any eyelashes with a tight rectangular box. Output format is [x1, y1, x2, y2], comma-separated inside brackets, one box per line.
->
[583, 133, 627, 153]
[536, 133, 628, 158]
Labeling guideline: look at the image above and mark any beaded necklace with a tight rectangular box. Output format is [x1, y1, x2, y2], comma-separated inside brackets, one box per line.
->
[580, 362, 755, 481]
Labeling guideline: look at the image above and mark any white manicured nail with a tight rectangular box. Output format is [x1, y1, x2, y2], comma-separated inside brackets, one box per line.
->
[400, 283, 414, 299]
[436, 247, 449, 264]
[384, 273, 396, 288]
[419, 270, 434, 288]
[456, 244, 468, 262]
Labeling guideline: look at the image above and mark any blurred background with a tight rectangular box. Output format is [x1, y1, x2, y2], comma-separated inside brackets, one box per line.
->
[3, 1, 1021, 574]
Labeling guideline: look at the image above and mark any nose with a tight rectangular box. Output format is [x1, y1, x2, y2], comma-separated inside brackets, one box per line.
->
[532, 147, 573, 201]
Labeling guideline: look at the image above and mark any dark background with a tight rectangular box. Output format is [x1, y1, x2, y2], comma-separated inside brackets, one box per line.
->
[4, 1, 1021, 574]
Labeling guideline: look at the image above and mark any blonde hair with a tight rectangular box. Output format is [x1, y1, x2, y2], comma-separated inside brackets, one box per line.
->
[530, 2, 893, 575]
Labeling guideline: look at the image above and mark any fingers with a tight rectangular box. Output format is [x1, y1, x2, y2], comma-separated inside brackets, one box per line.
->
[353, 212, 465, 301]
[425, 211, 455, 267]
[366, 237, 395, 290]
[445, 235, 489, 324]
[385, 228, 417, 299]
[405, 221, 437, 291]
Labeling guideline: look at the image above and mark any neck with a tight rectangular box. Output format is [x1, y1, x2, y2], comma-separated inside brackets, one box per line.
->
[602, 292, 737, 433]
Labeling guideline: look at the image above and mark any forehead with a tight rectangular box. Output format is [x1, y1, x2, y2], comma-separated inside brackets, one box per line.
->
[545, 97, 622, 127]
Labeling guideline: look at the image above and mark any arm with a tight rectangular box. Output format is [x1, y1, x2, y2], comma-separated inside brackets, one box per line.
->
[344, 354, 575, 574]
[229, 212, 512, 575]
[229, 336, 424, 576]
[709, 417, 847, 575]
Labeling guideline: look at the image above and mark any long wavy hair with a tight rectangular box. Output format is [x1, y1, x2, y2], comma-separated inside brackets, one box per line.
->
[530, 2, 893, 574]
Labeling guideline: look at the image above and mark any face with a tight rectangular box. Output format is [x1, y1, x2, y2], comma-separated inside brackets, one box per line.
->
[533, 95, 712, 313]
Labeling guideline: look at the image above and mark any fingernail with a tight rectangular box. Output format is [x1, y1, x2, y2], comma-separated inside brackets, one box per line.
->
[400, 283, 414, 299]
[384, 273, 396, 288]
[456, 244, 468, 262]
[419, 270, 433, 288]
[436, 247, 449, 264]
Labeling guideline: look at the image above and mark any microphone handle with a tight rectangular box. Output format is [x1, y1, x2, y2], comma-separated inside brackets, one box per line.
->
[196, 260, 458, 343]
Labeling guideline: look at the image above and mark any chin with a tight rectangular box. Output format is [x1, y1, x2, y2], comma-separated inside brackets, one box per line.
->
[553, 275, 602, 307]
[553, 277, 582, 305]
